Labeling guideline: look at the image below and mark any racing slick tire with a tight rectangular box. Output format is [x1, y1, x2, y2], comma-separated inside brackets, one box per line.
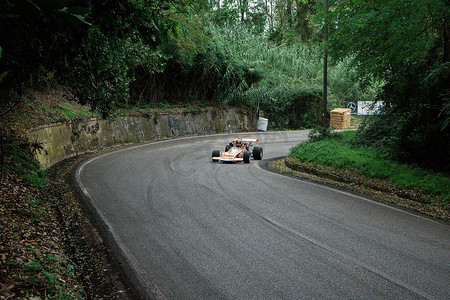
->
[212, 150, 220, 161]
[253, 146, 263, 160]
[243, 151, 251, 163]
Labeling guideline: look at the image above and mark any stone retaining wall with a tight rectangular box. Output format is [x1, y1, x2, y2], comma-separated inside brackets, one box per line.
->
[27, 108, 257, 169]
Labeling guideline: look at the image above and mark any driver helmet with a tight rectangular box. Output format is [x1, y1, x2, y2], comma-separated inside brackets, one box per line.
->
[235, 138, 242, 148]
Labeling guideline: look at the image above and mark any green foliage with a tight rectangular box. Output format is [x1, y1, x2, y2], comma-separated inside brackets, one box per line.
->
[290, 131, 450, 201]
[208, 0, 317, 42]
[355, 102, 449, 172]
[313, 0, 449, 170]
[4, 143, 46, 191]
[3, 247, 81, 298]
[0, 0, 381, 129]
[307, 125, 334, 141]
[27, 195, 45, 222]
[166, 12, 208, 67]
[315, 0, 445, 79]
[72, 25, 167, 117]
[211, 1, 240, 26]
[0, 0, 195, 118]
[204, 24, 377, 129]
[0, 0, 91, 80]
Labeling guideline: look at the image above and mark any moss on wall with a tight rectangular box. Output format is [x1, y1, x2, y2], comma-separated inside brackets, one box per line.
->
[27, 108, 257, 168]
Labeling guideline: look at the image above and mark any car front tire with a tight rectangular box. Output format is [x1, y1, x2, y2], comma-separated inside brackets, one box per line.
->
[253, 147, 263, 160]
[243, 151, 251, 163]
[212, 150, 220, 161]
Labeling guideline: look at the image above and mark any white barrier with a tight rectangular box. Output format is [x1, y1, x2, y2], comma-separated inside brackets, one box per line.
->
[357, 101, 384, 115]
[257, 117, 268, 131]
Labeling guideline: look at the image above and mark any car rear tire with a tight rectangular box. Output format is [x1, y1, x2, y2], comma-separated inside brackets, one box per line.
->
[253, 147, 263, 160]
[243, 151, 251, 163]
[212, 150, 220, 161]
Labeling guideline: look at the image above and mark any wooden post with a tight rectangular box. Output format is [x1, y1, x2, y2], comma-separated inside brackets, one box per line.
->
[322, 0, 329, 127]
[1, 136, 4, 183]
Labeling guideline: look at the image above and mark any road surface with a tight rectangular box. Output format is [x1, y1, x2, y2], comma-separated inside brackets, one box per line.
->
[75, 131, 449, 299]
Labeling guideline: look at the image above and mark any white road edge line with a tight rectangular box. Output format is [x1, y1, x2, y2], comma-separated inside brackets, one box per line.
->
[263, 215, 438, 300]
[76, 154, 166, 300]
[253, 161, 444, 225]
[76, 132, 443, 300]
[73, 131, 299, 298]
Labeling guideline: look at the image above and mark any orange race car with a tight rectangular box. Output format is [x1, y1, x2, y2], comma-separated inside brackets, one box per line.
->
[212, 138, 263, 163]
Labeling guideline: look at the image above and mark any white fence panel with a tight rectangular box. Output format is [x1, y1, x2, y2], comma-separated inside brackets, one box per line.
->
[357, 101, 384, 115]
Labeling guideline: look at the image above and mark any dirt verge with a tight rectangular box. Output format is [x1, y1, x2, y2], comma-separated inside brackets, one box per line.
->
[46, 154, 136, 299]
[265, 156, 449, 222]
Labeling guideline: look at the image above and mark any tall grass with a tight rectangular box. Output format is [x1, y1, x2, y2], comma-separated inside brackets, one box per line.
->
[206, 24, 381, 129]
[5, 143, 46, 191]
[290, 131, 450, 201]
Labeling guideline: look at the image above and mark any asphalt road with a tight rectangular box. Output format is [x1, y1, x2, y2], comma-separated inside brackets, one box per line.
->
[75, 131, 449, 299]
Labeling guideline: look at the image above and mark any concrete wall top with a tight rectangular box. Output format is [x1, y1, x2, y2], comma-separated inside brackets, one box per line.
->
[27, 108, 257, 169]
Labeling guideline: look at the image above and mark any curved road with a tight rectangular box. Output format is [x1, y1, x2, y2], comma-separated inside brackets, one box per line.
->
[75, 132, 449, 299]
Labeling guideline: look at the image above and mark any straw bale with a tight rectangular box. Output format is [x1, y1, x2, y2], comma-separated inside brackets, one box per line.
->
[330, 108, 351, 129]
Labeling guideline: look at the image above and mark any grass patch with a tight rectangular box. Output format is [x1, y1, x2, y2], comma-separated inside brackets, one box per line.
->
[5, 143, 47, 191]
[290, 131, 450, 202]
[2, 247, 82, 298]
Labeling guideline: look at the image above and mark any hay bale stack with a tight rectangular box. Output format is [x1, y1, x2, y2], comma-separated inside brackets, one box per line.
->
[330, 108, 351, 129]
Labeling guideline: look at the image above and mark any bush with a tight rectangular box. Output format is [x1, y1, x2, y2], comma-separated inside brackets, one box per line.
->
[201, 24, 379, 129]
[308, 125, 335, 141]
[290, 131, 450, 201]
[2, 143, 46, 191]
[355, 103, 449, 172]
[71, 26, 168, 117]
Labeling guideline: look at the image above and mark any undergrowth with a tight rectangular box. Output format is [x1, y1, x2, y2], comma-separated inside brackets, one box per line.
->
[2, 247, 80, 299]
[206, 24, 383, 129]
[4, 143, 46, 191]
[290, 131, 450, 202]
[0, 129, 83, 298]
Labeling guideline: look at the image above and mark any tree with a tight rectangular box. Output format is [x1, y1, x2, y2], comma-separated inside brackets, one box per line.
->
[316, 0, 449, 170]
[265, 0, 275, 31]
[267, 0, 316, 43]
[0, 0, 91, 118]
[207, 0, 316, 41]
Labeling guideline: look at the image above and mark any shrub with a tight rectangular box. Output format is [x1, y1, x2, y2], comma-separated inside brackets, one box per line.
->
[355, 103, 449, 172]
[308, 125, 335, 141]
[3, 143, 46, 191]
[202, 24, 379, 129]
[71, 26, 168, 117]
[290, 131, 450, 201]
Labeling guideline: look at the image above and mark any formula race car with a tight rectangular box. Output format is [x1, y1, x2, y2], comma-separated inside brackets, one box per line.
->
[212, 138, 263, 163]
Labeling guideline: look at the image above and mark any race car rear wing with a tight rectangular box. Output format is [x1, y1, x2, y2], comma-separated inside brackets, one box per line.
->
[241, 138, 258, 144]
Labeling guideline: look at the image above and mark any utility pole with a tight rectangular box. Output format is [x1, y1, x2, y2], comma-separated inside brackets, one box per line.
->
[322, 0, 329, 127]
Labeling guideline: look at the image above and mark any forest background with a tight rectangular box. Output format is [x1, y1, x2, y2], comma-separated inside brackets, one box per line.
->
[1, 0, 448, 171]
[0, 0, 448, 297]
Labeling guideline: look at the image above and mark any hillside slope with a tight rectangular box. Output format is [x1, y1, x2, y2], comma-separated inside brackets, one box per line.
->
[1, 86, 129, 298]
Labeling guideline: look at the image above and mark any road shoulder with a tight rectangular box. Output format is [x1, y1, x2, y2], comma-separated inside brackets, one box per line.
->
[262, 156, 449, 222]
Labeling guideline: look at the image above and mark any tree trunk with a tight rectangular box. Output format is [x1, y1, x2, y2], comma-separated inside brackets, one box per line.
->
[241, 0, 248, 23]
[286, 0, 293, 26]
[1, 136, 4, 184]
[265, 0, 274, 31]
[444, 0, 449, 63]
[295, 0, 313, 42]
